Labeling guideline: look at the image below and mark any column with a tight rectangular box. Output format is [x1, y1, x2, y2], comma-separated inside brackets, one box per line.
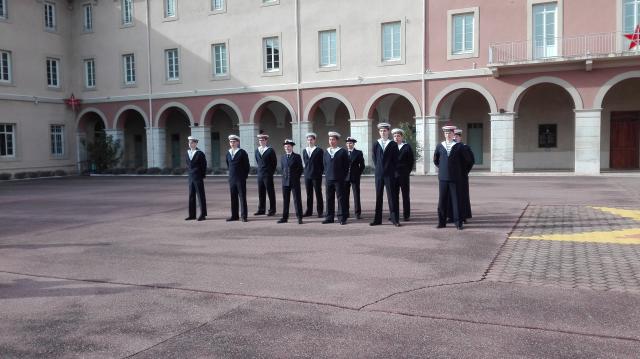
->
[190, 125, 211, 162]
[349, 119, 372, 166]
[291, 121, 312, 152]
[238, 123, 258, 166]
[490, 112, 515, 173]
[574, 109, 602, 175]
[417, 116, 439, 175]
[104, 129, 124, 167]
[76, 132, 87, 173]
[146, 127, 166, 169]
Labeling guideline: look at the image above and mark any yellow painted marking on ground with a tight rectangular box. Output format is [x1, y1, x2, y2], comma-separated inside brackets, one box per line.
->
[510, 228, 640, 244]
[590, 207, 640, 221]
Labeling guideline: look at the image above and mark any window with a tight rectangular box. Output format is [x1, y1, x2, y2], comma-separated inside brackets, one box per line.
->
[165, 0, 177, 18]
[44, 2, 56, 31]
[0, 0, 7, 20]
[263, 36, 280, 72]
[381, 21, 401, 62]
[212, 0, 225, 11]
[83, 4, 93, 32]
[122, 0, 133, 25]
[0, 50, 11, 83]
[84, 59, 96, 88]
[319, 30, 337, 67]
[51, 125, 64, 157]
[46, 58, 60, 88]
[447, 8, 479, 59]
[0, 124, 15, 157]
[262, 0, 279, 6]
[123, 54, 136, 85]
[538, 124, 557, 148]
[624, 0, 640, 33]
[533, 2, 558, 58]
[452, 13, 474, 54]
[165, 48, 179, 81]
[212, 43, 228, 77]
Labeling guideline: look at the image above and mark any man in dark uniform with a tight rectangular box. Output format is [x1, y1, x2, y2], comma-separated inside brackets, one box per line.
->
[433, 125, 465, 230]
[392, 128, 415, 222]
[185, 136, 208, 221]
[302, 132, 324, 218]
[277, 139, 304, 224]
[454, 128, 474, 222]
[226, 134, 250, 222]
[344, 136, 365, 220]
[322, 131, 349, 225]
[371, 122, 400, 227]
[254, 134, 277, 216]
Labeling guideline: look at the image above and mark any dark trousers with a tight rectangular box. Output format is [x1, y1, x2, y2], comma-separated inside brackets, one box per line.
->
[325, 179, 347, 222]
[229, 179, 248, 220]
[374, 175, 398, 223]
[344, 179, 361, 217]
[188, 177, 207, 218]
[257, 175, 276, 213]
[396, 175, 410, 220]
[282, 185, 303, 219]
[438, 180, 459, 226]
[304, 177, 324, 216]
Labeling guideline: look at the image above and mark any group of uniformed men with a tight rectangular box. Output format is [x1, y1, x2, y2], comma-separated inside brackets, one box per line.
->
[185, 122, 473, 229]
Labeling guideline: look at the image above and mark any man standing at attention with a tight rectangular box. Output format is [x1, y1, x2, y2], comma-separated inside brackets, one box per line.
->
[185, 136, 207, 221]
[302, 132, 324, 218]
[255, 134, 277, 217]
[278, 139, 304, 224]
[371, 123, 400, 227]
[226, 134, 250, 222]
[433, 125, 464, 230]
[392, 128, 415, 222]
[454, 128, 474, 223]
[344, 136, 365, 220]
[322, 131, 349, 225]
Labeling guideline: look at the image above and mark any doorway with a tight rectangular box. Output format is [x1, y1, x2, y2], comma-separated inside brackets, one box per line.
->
[610, 111, 640, 169]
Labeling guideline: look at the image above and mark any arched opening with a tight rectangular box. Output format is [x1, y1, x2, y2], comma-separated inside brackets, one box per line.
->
[307, 97, 351, 148]
[158, 107, 191, 169]
[116, 109, 147, 169]
[601, 78, 640, 170]
[203, 104, 240, 169]
[253, 101, 293, 158]
[76, 111, 106, 172]
[367, 94, 416, 148]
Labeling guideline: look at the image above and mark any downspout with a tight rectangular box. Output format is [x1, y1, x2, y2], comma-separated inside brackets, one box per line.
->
[422, 0, 427, 122]
[145, 0, 154, 168]
[295, 0, 302, 144]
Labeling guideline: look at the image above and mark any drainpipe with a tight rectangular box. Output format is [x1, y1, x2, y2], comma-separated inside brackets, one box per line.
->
[295, 0, 302, 144]
[422, 0, 427, 121]
[145, 0, 154, 168]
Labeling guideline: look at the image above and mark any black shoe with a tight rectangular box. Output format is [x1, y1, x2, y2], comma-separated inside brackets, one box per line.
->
[197, 216, 206, 221]
[267, 211, 276, 217]
[226, 217, 239, 222]
[356, 214, 362, 220]
[447, 218, 454, 223]
[302, 212, 312, 218]
[436, 223, 446, 228]
[393, 222, 401, 227]
[297, 218, 303, 224]
[370, 221, 381, 226]
[241, 218, 248, 222]
[457, 222, 464, 230]
[254, 211, 265, 216]
[403, 218, 410, 222]
[322, 219, 334, 224]
[317, 214, 324, 218]
[185, 216, 196, 221]
[340, 220, 347, 225]
[277, 218, 287, 223]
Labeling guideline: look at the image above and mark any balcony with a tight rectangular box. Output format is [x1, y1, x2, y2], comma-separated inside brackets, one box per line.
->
[488, 31, 640, 76]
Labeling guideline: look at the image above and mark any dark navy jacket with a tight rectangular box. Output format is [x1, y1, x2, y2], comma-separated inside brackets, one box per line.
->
[186, 149, 207, 181]
[303, 147, 325, 179]
[372, 139, 399, 178]
[395, 143, 415, 178]
[323, 147, 349, 182]
[255, 147, 277, 177]
[281, 152, 303, 188]
[346, 149, 365, 182]
[433, 142, 464, 182]
[226, 148, 250, 182]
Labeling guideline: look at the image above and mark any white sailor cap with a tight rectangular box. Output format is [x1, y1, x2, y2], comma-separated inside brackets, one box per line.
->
[328, 131, 341, 139]
[345, 136, 357, 143]
[454, 129, 463, 135]
[257, 134, 269, 140]
[187, 136, 199, 142]
[391, 128, 404, 136]
[283, 139, 295, 146]
[377, 122, 391, 130]
[228, 134, 240, 141]
[305, 132, 317, 139]
[442, 125, 457, 132]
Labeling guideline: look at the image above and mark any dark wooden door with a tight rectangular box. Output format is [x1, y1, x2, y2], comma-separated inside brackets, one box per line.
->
[610, 111, 640, 169]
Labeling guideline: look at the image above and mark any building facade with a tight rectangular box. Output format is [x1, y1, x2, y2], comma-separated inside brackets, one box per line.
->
[1, 0, 639, 175]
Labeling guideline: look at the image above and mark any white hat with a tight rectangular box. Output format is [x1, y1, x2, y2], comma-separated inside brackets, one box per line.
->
[187, 136, 198, 142]
[283, 139, 296, 146]
[391, 128, 404, 135]
[257, 134, 269, 139]
[305, 132, 317, 139]
[328, 131, 341, 139]
[228, 134, 240, 141]
[442, 125, 457, 132]
[377, 122, 391, 130]
[454, 129, 463, 135]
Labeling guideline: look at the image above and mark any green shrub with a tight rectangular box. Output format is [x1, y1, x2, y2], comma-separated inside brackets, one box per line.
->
[54, 170, 67, 176]
[28, 172, 39, 178]
[160, 167, 172, 175]
[37, 171, 53, 177]
[362, 166, 375, 175]
[113, 168, 126, 175]
[85, 135, 122, 172]
[172, 168, 185, 175]
[13, 172, 27, 179]
[147, 167, 162, 175]
[213, 168, 227, 175]
[0, 173, 11, 180]
[206, 167, 213, 175]
[249, 166, 258, 175]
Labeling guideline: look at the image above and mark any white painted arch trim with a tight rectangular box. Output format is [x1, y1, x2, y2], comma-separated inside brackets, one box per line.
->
[249, 96, 297, 124]
[593, 70, 640, 109]
[154, 101, 195, 127]
[429, 82, 498, 116]
[363, 88, 422, 120]
[113, 105, 150, 129]
[507, 76, 584, 113]
[303, 92, 356, 122]
[200, 99, 244, 125]
[76, 107, 109, 130]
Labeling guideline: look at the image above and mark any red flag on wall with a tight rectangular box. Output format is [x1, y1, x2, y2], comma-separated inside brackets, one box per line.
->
[65, 93, 81, 112]
[624, 24, 640, 50]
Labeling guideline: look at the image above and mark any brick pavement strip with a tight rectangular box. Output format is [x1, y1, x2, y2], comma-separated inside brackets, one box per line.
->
[486, 205, 640, 293]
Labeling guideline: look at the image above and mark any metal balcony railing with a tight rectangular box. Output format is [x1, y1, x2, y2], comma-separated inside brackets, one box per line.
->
[489, 31, 640, 64]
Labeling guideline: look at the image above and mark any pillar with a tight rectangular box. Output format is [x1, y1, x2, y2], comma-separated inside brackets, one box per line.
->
[349, 119, 372, 166]
[291, 121, 312, 153]
[146, 127, 166, 169]
[490, 112, 515, 173]
[239, 123, 258, 166]
[190, 125, 211, 164]
[574, 109, 602, 175]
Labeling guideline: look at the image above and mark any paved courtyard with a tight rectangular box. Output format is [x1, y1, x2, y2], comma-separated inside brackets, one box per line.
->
[1, 175, 640, 358]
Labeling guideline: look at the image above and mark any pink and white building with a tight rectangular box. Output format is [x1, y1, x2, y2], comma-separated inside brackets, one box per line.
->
[1, 0, 639, 175]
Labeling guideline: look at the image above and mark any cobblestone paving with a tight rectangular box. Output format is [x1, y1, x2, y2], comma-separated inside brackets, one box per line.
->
[485, 205, 640, 293]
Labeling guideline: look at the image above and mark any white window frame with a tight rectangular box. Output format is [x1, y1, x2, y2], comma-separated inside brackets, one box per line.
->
[379, 20, 405, 65]
[0, 50, 11, 84]
[262, 35, 282, 76]
[527, 0, 563, 59]
[164, 0, 178, 20]
[50, 125, 65, 158]
[84, 58, 96, 89]
[318, 28, 340, 71]
[262, 0, 280, 7]
[165, 48, 180, 82]
[46, 57, 60, 89]
[0, 123, 15, 158]
[83, 3, 93, 32]
[623, 0, 640, 32]
[447, 7, 480, 60]
[618, 0, 640, 52]
[122, 53, 136, 86]
[210, 0, 226, 14]
[44, 1, 56, 32]
[211, 41, 230, 80]
[0, 0, 8, 20]
[121, 0, 134, 26]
